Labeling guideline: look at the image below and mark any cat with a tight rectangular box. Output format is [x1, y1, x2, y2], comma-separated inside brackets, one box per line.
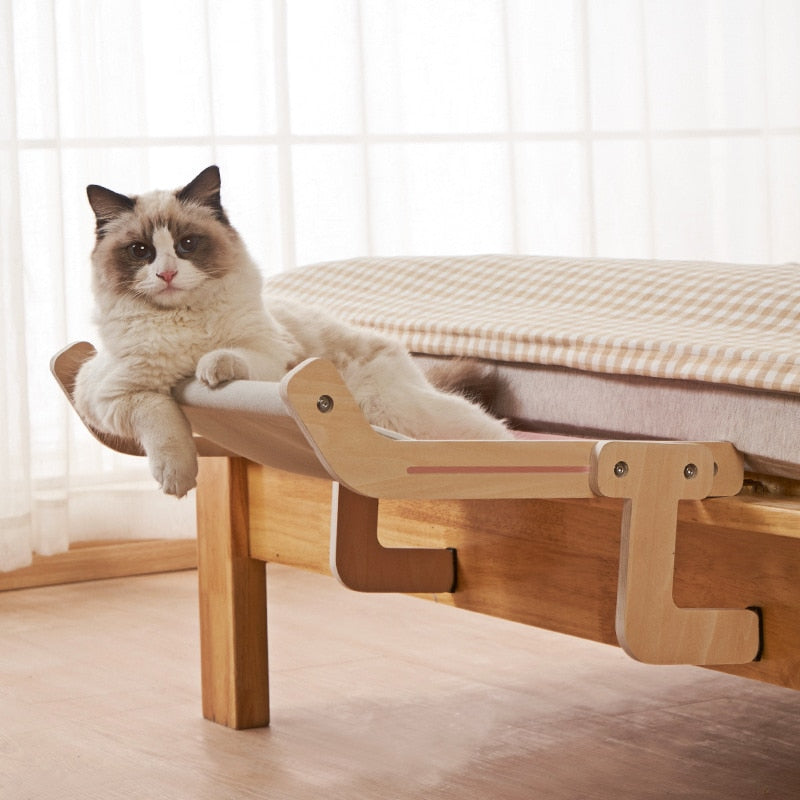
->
[74, 166, 512, 498]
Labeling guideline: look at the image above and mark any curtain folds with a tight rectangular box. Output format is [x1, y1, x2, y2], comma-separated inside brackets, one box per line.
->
[2, 0, 799, 570]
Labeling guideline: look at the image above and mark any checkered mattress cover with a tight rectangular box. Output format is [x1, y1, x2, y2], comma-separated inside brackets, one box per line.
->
[266, 254, 800, 397]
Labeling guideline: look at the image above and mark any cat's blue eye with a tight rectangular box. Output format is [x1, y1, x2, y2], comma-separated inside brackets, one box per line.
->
[127, 242, 154, 261]
[176, 236, 199, 256]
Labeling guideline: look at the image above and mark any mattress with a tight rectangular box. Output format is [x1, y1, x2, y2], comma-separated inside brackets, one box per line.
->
[266, 255, 800, 479]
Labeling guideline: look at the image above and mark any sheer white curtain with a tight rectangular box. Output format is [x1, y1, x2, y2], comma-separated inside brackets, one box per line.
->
[2, 0, 799, 570]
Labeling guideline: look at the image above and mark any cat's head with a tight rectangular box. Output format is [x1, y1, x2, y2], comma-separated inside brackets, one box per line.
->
[86, 165, 247, 308]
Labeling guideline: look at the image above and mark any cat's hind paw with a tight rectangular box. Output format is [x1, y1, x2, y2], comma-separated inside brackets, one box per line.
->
[196, 349, 250, 388]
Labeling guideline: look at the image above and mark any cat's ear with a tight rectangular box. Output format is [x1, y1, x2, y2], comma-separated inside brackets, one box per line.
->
[177, 165, 229, 224]
[86, 184, 135, 236]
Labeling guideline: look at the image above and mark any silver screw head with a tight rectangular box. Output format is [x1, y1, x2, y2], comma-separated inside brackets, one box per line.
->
[317, 394, 334, 413]
[613, 460, 629, 478]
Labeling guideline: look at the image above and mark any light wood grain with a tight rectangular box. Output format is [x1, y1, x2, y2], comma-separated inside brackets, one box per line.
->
[4, 568, 800, 799]
[684, 493, 800, 538]
[280, 359, 760, 662]
[246, 463, 800, 691]
[0, 538, 197, 592]
[593, 440, 759, 665]
[195, 457, 269, 729]
[282, 357, 597, 499]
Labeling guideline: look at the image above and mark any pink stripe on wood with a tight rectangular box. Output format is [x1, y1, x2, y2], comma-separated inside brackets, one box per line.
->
[407, 465, 589, 475]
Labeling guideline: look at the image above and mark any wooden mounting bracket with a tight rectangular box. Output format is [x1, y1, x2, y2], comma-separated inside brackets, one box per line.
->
[591, 440, 761, 665]
[283, 359, 762, 664]
[330, 483, 457, 593]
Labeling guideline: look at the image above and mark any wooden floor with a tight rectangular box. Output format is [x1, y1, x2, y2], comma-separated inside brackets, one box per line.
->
[2, 566, 800, 800]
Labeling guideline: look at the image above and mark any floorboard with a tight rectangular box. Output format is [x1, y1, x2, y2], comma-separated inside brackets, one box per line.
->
[2, 566, 799, 799]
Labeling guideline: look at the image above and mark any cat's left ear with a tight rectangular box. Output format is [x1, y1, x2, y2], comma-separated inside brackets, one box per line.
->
[177, 165, 229, 224]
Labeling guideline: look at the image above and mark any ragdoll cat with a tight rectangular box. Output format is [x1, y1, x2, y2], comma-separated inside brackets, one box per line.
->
[74, 166, 511, 498]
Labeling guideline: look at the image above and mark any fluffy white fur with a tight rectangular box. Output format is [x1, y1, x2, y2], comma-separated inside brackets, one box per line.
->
[74, 166, 511, 497]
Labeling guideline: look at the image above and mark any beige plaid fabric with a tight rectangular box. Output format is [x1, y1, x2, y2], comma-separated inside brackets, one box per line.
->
[266, 255, 800, 395]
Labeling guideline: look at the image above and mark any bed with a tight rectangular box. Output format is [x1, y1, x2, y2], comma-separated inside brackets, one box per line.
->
[52, 255, 800, 729]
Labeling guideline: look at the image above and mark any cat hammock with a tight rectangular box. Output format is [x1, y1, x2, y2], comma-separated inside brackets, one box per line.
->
[51, 252, 800, 729]
[52, 341, 761, 672]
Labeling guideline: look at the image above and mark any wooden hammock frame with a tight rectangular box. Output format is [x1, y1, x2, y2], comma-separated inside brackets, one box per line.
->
[53, 342, 800, 730]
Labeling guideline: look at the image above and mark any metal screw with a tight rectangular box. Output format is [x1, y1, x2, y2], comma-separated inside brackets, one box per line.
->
[683, 463, 698, 479]
[613, 461, 629, 478]
[317, 394, 334, 413]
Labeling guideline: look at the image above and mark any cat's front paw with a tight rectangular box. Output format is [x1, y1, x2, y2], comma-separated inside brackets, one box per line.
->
[196, 350, 250, 388]
[148, 440, 198, 498]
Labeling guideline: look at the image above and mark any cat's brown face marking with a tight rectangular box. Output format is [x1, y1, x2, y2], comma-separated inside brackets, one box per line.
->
[87, 166, 243, 307]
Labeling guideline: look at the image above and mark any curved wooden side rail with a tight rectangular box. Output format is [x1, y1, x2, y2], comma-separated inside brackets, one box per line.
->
[281, 358, 598, 500]
[50, 341, 233, 458]
[51, 341, 144, 457]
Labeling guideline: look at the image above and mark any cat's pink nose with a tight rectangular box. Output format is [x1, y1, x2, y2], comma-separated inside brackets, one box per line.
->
[157, 269, 177, 285]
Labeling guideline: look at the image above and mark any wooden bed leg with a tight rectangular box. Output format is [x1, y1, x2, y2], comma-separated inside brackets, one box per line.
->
[331, 483, 457, 593]
[592, 441, 761, 666]
[196, 457, 269, 729]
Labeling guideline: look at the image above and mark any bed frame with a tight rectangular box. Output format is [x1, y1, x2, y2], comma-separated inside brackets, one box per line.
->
[52, 342, 800, 729]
